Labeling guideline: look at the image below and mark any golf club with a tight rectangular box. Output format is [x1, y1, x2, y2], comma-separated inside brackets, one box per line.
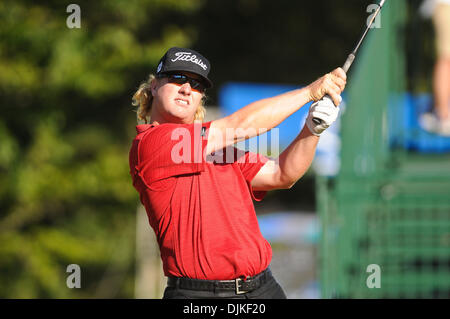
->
[312, 0, 387, 125]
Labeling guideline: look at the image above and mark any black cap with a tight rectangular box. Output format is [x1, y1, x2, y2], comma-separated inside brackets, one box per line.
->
[156, 47, 213, 89]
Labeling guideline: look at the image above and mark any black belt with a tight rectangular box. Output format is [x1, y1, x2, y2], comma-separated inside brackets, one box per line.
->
[167, 268, 272, 295]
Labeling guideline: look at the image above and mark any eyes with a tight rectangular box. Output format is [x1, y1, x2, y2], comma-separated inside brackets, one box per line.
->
[158, 73, 206, 93]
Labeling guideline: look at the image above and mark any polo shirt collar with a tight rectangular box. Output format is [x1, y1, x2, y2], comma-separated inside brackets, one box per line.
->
[136, 124, 155, 134]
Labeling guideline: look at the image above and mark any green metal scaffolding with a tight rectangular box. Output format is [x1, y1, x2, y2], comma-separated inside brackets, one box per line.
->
[318, 0, 450, 298]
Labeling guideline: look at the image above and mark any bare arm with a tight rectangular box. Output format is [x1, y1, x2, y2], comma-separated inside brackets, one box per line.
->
[251, 125, 319, 191]
[206, 68, 346, 155]
[250, 68, 347, 190]
[206, 87, 311, 155]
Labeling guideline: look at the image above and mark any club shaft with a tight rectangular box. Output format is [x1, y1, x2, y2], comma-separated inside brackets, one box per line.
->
[345, 0, 386, 72]
[312, 0, 387, 126]
[355, 1, 385, 52]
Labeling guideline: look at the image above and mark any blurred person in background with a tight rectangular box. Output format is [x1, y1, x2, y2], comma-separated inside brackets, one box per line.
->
[128, 47, 346, 299]
[419, 0, 450, 135]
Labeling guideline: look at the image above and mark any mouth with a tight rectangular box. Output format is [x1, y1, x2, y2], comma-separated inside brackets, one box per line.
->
[174, 98, 189, 106]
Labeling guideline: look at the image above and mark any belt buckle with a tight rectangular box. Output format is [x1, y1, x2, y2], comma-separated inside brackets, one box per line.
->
[235, 278, 248, 295]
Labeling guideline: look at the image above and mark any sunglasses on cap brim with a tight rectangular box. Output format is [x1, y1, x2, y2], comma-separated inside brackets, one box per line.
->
[157, 73, 206, 93]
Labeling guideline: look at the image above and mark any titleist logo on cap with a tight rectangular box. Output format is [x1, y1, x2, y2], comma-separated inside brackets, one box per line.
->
[171, 52, 208, 71]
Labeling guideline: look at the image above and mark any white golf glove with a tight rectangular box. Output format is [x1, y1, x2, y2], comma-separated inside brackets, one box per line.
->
[305, 95, 341, 136]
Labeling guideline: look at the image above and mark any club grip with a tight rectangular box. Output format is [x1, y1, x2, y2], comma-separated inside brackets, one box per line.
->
[342, 53, 355, 74]
[312, 55, 353, 125]
[312, 117, 322, 125]
[312, 95, 333, 125]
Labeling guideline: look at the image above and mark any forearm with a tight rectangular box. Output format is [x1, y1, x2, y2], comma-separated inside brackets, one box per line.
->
[208, 68, 345, 154]
[227, 87, 311, 142]
[277, 125, 319, 187]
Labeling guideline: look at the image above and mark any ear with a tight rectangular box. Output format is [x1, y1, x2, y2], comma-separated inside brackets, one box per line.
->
[150, 78, 158, 97]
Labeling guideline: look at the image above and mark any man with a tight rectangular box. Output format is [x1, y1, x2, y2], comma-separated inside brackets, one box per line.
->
[129, 47, 346, 299]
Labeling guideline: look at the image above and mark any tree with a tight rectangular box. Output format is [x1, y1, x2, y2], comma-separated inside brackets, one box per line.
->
[0, 0, 203, 298]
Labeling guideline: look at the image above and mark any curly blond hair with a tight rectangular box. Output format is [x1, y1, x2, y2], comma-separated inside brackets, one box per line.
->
[132, 74, 207, 124]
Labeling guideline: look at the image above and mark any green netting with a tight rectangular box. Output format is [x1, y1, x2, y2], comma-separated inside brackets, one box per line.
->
[318, 0, 450, 299]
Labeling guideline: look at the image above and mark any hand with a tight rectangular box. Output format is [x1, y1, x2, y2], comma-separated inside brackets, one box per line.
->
[307, 68, 347, 106]
[305, 96, 340, 136]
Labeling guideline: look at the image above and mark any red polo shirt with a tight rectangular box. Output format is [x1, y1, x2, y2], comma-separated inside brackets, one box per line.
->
[129, 121, 272, 280]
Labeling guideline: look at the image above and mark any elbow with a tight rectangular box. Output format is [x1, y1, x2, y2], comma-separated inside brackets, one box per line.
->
[279, 171, 306, 189]
[279, 175, 298, 190]
[284, 180, 297, 190]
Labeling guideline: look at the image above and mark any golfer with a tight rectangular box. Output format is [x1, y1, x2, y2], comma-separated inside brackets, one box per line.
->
[129, 47, 346, 299]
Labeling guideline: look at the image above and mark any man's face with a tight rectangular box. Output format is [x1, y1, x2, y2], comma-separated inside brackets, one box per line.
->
[151, 72, 205, 124]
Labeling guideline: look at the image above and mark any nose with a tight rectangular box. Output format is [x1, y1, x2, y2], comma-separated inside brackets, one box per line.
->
[178, 82, 192, 95]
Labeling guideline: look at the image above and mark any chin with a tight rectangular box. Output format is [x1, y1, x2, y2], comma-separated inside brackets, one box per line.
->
[172, 108, 196, 119]
[165, 112, 194, 124]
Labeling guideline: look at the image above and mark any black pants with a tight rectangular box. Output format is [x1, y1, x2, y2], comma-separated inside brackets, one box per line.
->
[162, 270, 287, 299]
